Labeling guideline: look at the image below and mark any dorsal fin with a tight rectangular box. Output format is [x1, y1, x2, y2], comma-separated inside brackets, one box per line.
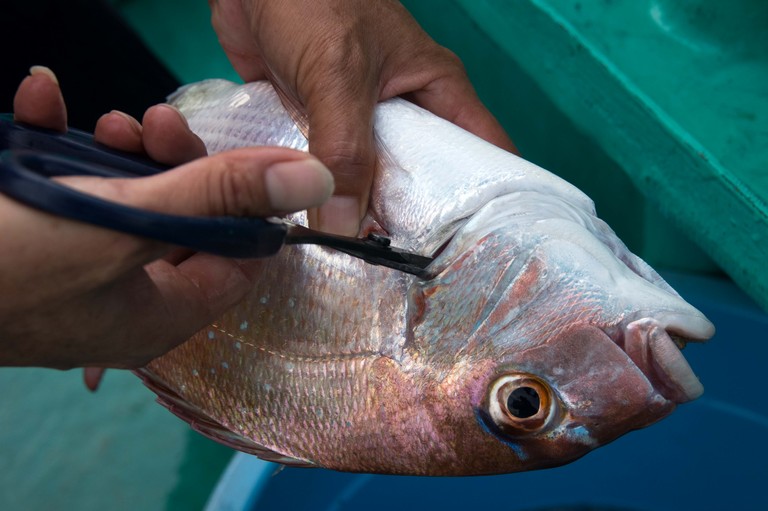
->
[133, 368, 315, 468]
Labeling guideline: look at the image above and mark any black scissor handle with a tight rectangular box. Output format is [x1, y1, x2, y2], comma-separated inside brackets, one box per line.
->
[0, 117, 288, 258]
[0, 113, 167, 177]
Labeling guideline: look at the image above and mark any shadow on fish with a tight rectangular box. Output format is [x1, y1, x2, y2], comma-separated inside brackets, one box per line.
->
[137, 80, 715, 476]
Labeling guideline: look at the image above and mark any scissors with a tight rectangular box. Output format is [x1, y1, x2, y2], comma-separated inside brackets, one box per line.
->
[0, 114, 433, 278]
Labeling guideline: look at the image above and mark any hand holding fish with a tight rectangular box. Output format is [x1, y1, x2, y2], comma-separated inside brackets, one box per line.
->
[0, 68, 334, 370]
[211, 0, 516, 236]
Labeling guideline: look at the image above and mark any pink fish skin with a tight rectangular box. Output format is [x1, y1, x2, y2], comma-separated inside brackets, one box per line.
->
[138, 81, 714, 475]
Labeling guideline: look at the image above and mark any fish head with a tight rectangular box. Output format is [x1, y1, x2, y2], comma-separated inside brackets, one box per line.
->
[405, 193, 714, 475]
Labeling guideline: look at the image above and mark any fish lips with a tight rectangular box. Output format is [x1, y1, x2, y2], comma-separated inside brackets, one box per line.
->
[619, 316, 714, 404]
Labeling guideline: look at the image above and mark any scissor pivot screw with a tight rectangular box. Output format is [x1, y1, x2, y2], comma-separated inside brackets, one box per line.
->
[366, 233, 391, 247]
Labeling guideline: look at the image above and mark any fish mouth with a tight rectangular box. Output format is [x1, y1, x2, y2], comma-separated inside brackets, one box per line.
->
[617, 315, 714, 404]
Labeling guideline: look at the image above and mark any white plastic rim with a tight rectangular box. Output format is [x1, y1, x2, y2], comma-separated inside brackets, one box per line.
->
[205, 453, 276, 511]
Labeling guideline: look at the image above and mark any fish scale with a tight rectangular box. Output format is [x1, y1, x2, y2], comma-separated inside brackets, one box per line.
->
[148, 240, 403, 466]
[139, 79, 714, 475]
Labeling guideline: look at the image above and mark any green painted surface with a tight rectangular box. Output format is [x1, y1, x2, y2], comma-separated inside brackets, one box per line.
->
[110, 0, 240, 84]
[0, 368, 232, 511]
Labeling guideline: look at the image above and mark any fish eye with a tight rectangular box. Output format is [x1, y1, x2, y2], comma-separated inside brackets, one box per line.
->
[507, 386, 540, 418]
[488, 374, 557, 435]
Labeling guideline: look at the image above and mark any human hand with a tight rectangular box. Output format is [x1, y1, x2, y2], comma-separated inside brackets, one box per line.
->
[211, 0, 516, 236]
[0, 67, 333, 370]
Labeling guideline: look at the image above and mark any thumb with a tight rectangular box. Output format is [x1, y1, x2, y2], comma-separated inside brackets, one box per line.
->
[126, 147, 335, 218]
[50, 147, 333, 280]
[61, 147, 334, 219]
[304, 88, 377, 237]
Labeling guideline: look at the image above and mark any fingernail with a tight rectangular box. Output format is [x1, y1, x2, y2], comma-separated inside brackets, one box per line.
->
[156, 103, 189, 127]
[29, 65, 59, 85]
[108, 110, 142, 133]
[317, 196, 362, 236]
[265, 158, 335, 212]
[83, 367, 106, 392]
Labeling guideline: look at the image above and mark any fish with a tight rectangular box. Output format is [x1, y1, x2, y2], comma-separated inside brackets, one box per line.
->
[136, 79, 715, 476]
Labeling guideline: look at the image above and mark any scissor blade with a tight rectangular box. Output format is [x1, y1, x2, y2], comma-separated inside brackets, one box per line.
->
[282, 223, 434, 278]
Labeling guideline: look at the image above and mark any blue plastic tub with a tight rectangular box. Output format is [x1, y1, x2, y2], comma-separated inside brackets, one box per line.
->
[206, 272, 768, 511]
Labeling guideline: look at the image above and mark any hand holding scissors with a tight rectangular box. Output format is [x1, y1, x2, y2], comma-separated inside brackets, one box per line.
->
[0, 68, 339, 370]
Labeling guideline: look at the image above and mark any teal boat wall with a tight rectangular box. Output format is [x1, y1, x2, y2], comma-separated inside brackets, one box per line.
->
[112, 0, 766, 310]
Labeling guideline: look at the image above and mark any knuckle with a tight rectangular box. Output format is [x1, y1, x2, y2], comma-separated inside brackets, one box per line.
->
[429, 47, 470, 82]
[206, 157, 266, 217]
[302, 32, 376, 97]
[443, 48, 467, 72]
[313, 25, 368, 69]
[313, 139, 374, 181]
[434, 45, 463, 68]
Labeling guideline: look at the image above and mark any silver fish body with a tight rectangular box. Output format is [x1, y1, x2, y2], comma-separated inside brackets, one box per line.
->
[138, 80, 714, 475]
